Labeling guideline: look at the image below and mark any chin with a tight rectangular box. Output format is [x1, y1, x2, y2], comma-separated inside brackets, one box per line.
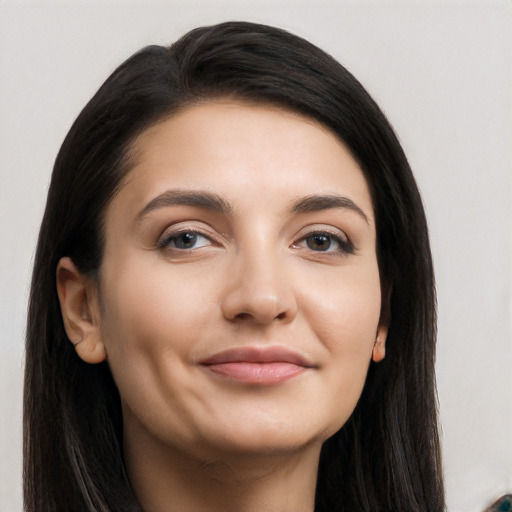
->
[198, 418, 334, 459]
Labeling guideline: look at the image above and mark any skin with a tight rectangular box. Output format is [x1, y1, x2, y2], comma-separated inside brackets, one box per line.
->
[57, 101, 387, 512]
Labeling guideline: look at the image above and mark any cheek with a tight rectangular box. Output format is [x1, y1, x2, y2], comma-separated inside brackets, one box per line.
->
[101, 257, 208, 345]
[98, 259, 208, 397]
[300, 261, 382, 346]
[298, 263, 382, 417]
[98, 259, 220, 443]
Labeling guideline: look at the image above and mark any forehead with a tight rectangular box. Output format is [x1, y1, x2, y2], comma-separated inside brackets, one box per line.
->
[112, 101, 374, 220]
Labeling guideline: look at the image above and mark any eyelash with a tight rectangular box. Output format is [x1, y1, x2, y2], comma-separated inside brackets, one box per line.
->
[157, 228, 354, 256]
[157, 228, 214, 251]
[293, 230, 354, 256]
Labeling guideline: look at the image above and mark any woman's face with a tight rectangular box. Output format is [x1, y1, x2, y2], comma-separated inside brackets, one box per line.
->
[96, 101, 386, 461]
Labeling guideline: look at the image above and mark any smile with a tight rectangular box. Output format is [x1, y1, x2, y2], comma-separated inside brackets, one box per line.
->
[199, 347, 315, 385]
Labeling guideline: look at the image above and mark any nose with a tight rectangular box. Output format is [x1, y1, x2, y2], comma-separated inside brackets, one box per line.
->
[221, 248, 298, 325]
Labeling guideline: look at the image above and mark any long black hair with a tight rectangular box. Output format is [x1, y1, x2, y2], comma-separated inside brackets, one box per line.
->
[24, 21, 445, 511]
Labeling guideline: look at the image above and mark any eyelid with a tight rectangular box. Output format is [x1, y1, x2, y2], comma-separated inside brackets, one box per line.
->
[158, 231, 211, 250]
[292, 225, 355, 255]
[294, 224, 350, 242]
[156, 224, 219, 250]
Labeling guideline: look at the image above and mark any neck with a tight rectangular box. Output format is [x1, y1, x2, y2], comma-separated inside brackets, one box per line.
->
[125, 428, 320, 512]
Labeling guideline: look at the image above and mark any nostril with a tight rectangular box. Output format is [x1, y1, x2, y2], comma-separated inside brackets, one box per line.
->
[232, 311, 287, 322]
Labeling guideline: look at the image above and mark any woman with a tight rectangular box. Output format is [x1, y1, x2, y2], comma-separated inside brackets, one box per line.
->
[24, 21, 445, 511]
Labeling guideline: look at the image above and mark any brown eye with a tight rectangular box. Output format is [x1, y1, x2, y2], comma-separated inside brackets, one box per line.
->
[174, 232, 198, 249]
[306, 234, 332, 251]
[295, 231, 354, 255]
[159, 231, 211, 250]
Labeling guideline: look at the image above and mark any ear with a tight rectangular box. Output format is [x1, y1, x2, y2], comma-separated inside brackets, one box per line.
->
[56, 257, 106, 364]
[372, 324, 387, 363]
[373, 281, 391, 363]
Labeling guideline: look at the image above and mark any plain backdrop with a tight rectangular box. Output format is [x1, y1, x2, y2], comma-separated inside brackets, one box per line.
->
[1, 1, 511, 511]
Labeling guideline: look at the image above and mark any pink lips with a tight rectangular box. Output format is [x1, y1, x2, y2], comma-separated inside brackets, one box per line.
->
[200, 347, 314, 385]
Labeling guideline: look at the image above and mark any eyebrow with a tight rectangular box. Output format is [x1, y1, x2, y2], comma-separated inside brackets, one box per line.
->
[137, 189, 232, 220]
[137, 189, 369, 224]
[290, 194, 369, 224]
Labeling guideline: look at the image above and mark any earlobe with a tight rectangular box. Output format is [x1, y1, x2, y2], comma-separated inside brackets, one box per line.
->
[74, 334, 108, 364]
[56, 257, 107, 364]
[372, 325, 387, 363]
[373, 282, 391, 363]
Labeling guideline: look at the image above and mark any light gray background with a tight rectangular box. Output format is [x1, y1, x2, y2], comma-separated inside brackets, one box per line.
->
[1, 1, 511, 511]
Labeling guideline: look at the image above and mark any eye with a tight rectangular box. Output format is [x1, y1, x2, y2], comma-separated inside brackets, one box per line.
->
[294, 230, 354, 255]
[158, 230, 212, 250]
[305, 233, 335, 251]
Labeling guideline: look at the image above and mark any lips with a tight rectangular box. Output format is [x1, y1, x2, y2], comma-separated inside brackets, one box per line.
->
[199, 347, 314, 385]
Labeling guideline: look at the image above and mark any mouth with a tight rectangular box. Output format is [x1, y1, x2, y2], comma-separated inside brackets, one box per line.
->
[199, 346, 315, 385]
